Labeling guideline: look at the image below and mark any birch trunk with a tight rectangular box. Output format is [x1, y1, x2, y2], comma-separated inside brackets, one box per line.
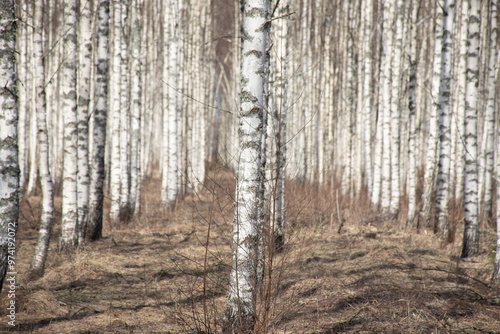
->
[493, 88, 500, 283]
[362, 0, 373, 196]
[88, 0, 109, 240]
[76, 0, 92, 244]
[461, 0, 481, 258]
[129, 0, 142, 216]
[481, 0, 497, 221]
[30, 0, 54, 277]
[419, 0, 444, 231]
[109, 0, 122, 226]
[224, 0, 270, 330]
[380, 0, 394, 212]
[16, 0, 27, 192]
[59, 0, 79, 251]
[161, 1, 169, 206]
[389, 0, 404, 215]
[0, 0, 19, 292]
[407, 0, 419, 227]
[435, 0, 455, 239]
[270, 0, 288, 252]
[119, 1, 130, 217]
[26, 3, 37, 196]
[164, 0, 180, 210]
[453, 0, 468, 200]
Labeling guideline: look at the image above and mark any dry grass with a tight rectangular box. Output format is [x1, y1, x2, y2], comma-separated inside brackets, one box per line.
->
[1, 166, 500, 333]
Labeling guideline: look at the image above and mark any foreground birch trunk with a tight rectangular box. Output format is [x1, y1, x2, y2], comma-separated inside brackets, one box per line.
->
[30, 0, 54, 277]
[224, 0, 270, 331]
[0, 0, 18, 291]
[461, 0, 481, 258]
[435, 0, 455, 239]
[88, 0, 109, 240]
[77, 0, 92, 244]
[59, 0, 79, 251]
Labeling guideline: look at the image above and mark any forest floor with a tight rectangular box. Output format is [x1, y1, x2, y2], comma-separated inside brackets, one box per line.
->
[1, 166, 500, 333]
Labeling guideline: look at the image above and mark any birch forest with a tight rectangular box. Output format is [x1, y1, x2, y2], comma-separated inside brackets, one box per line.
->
[1, 0, 500, 332]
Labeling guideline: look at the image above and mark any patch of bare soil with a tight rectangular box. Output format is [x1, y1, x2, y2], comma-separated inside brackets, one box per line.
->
[1, 169, 499, 333]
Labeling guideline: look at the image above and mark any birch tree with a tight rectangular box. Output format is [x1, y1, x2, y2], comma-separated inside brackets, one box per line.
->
[224, 0, 270, 331]
[88, 0, 109, 240]
[16, 0, 27, 192]
[493, 99, 500, 283]
[380, 0, 394, 212]
[452, 0, 468, 201]
[76, 0, 92, 244]
[163, 0, 180, 210]
[129, 0, 142, 216]
[362, 0, 373, 197]
[109, 0, 122, 226]
[30, 0, 54, 277]
[269, 0, 289, 251]
[0, 0, 18, 291]
[435, 0, 455, 239]
[480, 0, 497, 222]
[419, 0, 444, 230]
[389, 0, 404, 215]
[119, 0, 130, 217]
[461, 0, 481, 258]
[60, 0, 79, 250]
[407, 0, 420, 227]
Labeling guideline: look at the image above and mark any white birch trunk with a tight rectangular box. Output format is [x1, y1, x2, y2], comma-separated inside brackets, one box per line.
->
[88, 0, 109, 240]
[453, 0, 468, 200]
[30, 0, 54, 277]
[119, 1, 130, 216]
[461, 0, 481, 258]
[362, 0, 373, 196]
[76, 0, 92, 244]
[419, 0, 444, 231]
[161, 1, 169, 205]
[389, 0, 404, 215]
[0, 0, 19, 291]
[109, 0, 122, 226]
[16, 0, 27, 192]
[493, 84, 500, 283]
[407, 0, 419, 227]
[480, 0, 497, 221]
[164, 0, 180, 209]
[129, 0, 142, 216]
[435, 0, 455, 239]
[60, 0, 79, 250]
[224, 0, 270, 330]
[380, 0, 394, 212]
[26, 4, 37, 196]
[269, 0, 288, 251]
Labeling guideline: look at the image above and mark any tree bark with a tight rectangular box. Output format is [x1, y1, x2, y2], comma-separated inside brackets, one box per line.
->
[461, 0, 481, 258]
[224, 0, 270, 331]
[0, 0, 19, 292]
[59, 0, 79, 251]
[30, 0, 54, 277]
[88, 0, 110, 240]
